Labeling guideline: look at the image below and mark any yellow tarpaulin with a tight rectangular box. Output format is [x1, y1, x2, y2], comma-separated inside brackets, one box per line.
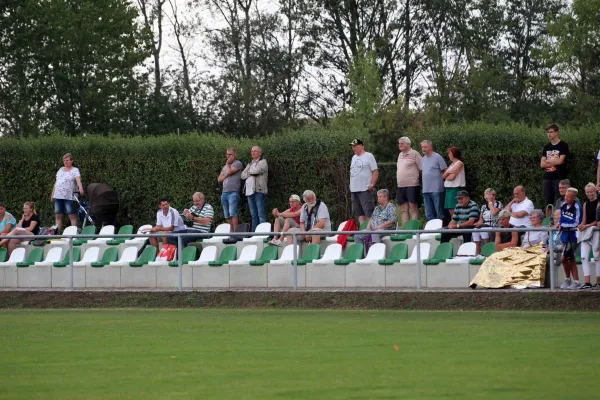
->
[470, 245, 547, 289]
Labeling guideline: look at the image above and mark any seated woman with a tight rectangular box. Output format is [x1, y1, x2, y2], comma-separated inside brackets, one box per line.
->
[0, 201, 17, 236]
[521, 209, 549, 249]
[472, 188, 502, 255]
[356, 189, 397, 254]
[495, 210, 520, 251]
[0, 202, 40, 256]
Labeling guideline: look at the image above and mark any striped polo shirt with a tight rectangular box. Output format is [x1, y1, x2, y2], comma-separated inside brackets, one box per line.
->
[188, 203, 214, 233]
[452, 200, 479, 224]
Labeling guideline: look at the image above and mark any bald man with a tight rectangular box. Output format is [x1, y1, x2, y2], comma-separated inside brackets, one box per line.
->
[504, 186, 534, 228]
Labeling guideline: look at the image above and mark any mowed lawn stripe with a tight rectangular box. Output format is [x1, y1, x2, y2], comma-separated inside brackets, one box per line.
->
[0, 310, 598, 399]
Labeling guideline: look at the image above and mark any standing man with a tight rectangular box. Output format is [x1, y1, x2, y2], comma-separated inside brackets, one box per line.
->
[540, 123, 569, 211]
[181, 192, 214, 246]
[241, 146, 268, 231]
[218, 147, 243, 232]
[504, 186, 534, 228]
[396, 137, 422, 225]
[349, 139, 379, 224]
[148, 198, 187, 248]
[420, 140, 447, 221]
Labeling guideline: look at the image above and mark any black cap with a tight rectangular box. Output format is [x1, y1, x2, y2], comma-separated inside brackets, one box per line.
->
[455, 190, 470, 198]
[350, 139, 364, 146]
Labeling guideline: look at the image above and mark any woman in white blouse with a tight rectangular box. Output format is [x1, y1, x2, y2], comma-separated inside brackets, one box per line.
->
[442, 146, 466, 217]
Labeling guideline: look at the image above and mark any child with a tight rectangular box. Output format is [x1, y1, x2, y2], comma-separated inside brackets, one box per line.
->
[559, 188, 582, 289]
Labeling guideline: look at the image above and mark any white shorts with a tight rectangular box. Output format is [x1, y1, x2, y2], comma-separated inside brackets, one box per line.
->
[472, 231, 489, 242]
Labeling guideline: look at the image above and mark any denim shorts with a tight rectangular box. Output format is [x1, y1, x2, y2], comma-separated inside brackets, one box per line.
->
[54, 198, 76, 215]
[221, 191, 240, 218]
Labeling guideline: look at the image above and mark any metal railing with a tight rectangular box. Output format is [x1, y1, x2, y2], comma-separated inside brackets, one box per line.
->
[5, 225, 594, 291]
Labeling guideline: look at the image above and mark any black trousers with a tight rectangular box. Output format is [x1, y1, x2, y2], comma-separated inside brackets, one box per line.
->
[440, 232, 472, 243]
[543, 179, 561, 208]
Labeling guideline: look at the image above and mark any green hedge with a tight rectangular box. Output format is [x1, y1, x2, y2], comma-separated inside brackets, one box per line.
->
[0, 123, 598, 230]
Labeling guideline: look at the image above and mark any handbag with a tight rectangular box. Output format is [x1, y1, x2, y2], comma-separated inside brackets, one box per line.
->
[156, 244, 177, 261]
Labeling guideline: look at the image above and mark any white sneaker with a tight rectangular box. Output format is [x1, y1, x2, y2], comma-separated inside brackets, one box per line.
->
[568, 280, 581, 290]
[560, 278, 572, 289]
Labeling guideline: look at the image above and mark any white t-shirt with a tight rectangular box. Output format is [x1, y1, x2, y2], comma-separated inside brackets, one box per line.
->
[597, 150, 600, 160]
[509, 197, 534, 228]
[53, 167, 81, 200]
[350, 152, 378, 192]
[156, 207, 186, 232]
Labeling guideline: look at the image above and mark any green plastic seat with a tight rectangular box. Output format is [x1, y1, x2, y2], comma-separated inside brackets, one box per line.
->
[168, 246, 198, 267]
[0, 248, 7, 263]
[16, 248, 44, 267]
[334, 243, 364, 265]
[129, 246, 158, 267]
[469, 242, 497, 265]
[53, 248, 82, 267]
[249, 245, 279, 266]
[423, 243, 454, 265]
[106, 225, 134, 245]
[208, 246, 237, 267]
[90, 247, 119, 267]
[73, 225, 97, 246]
[379, 243, 409, 265]
[296, 244, 322, 266]
[541, 217, 552, 227]
[391, 220, 420, 241]
[435, 234, 441, 241]
[347, 221, 369, 243]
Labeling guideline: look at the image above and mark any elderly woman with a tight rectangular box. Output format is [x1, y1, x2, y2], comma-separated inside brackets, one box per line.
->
[0, 201, 17, 236]
[51, 153, 84, 234]
[578, 183, 599, 289]
[356, 189, 397, 253]
[0, 202, 40, 256]
[521, 209, 549, 249]
[472, 188, 503, 255]
[495, 210, 520, 251]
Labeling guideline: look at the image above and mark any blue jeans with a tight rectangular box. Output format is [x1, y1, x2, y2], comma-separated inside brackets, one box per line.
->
[221, 191, 240, 218]
[423, 192, 445, 221]
[247, 192, 266, 231]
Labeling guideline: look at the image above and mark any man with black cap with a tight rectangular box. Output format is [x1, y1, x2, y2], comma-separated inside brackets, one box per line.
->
[349, 139, 379, 224]
[440, 190, 479, 243]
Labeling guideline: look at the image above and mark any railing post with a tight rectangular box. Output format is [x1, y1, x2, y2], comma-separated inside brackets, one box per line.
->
[293, 232, 298, 290]
[69, 237, 74, 289]
[548, 227, 555, 291]
[416, 232, 421, 290]
[177, 234, 183, 290]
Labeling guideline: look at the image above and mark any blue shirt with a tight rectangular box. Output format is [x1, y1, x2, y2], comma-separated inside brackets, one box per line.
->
[0, 212, 16, 232]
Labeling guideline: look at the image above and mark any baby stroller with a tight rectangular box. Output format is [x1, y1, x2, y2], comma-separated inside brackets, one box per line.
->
[84, 183, 119, 227]
[75, 195, 95, 228]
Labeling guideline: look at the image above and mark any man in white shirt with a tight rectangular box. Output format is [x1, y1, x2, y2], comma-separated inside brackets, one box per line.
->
[504, 186, 534, 228]
[148, 198, 187, 248]
[349, 139, 379, 224]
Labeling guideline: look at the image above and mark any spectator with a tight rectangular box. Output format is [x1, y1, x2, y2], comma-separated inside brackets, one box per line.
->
[440, 190, 478, 243]
[521, 209, 549, 249]
[356, 189, 398, 251]
[495, 210, 520, 251]
[597, 149, 600, 191]
[396, 137, 422, 225]
[552, 179, 571, 212]
[181, 192, 214, 246]
[504, 186, 534, 228]
[442, 146, 466, 218]
[51, 153, 84, 233]
[559, 187, 582, 290]
[268, 194, 302, 246]
[147, 198, 187, 248]
[241, 146, 268, 231]
[286, 190, 331, 246]
[349, 139, 378, 224]
[472, 188, 503, 255]
[540, 123, 568, 209]
[578, 183, 599, 289]
[421, 140, 447, 221]
[0, 202, 40, 256]
[218, 147, 243, 232]
[0, 201, 16, 236]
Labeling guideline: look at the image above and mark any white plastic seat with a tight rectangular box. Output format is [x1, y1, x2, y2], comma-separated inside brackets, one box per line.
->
[242, 222, 271, 243]
[108, 246, 138, 267]
[446, 242, 478, 264]
[203, 223, 232, 243]
[33, 247, 64, 267]
[0, 248, 26, 267]
[49, 226, 79, 246]
[229, 245, 258, 265]
[399, 243, 431, 264]
[73, 247, 101, 266]
[270, 245, 299, 265]
[312, 244, 342, 264]
[188, 246, 218, 266]
[123, 225, 153, 244]
[356, 243, 387, 264]
[420, 219, 443, 240]
[87, 225, 116, 245]
[324, 221, 347, 243]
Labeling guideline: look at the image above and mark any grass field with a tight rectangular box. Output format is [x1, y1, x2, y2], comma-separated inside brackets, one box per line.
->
[0, 310, 599, 399]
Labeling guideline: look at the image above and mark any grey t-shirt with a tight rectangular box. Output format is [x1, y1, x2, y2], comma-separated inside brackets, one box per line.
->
[349, 152, 378, 192]
[300, 201, 332, 231]
[222, 160, 243, 192]
[421, 152, 448, 193]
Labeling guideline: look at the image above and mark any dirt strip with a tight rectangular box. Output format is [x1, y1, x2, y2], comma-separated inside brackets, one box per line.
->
[1, 289, 599, 310]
